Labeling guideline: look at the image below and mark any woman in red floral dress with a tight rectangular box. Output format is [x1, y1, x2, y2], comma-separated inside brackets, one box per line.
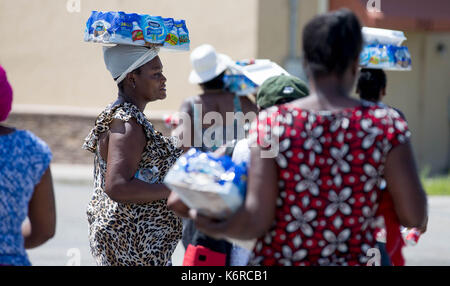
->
[169, 9, 428, 266]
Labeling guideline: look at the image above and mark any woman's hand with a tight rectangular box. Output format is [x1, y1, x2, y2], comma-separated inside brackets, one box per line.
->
[167, 191, 190, 218]
[417, 216, 428, 234]
[187, 209, 229, 240]
[167, 191, 230, 239]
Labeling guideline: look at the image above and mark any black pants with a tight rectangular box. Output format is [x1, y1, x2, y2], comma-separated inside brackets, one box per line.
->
[376, 242, 392, 266]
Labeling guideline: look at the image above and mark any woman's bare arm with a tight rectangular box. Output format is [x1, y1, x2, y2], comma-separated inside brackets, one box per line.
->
[104, 118, 171, 204]
[25, 167, 56, 249]
[384, 142, 428, 232]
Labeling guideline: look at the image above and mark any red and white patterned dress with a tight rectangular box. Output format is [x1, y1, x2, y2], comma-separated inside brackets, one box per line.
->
[248, 101, 410, 266]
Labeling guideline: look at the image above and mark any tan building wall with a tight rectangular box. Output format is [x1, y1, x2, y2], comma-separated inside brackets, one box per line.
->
[257, 0, 323, 68]
[382, 32, 450, 173]
[423, 33, 450, 173]
[257, 1, 449, 173]
[382, 33, 424, 169]
[0, 0, 259, 115]
[257, 0, 290, 65]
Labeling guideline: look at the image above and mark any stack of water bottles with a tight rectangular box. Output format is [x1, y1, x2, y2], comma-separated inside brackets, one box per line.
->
[223, 59, 290, 95]
[359, 27, 411, 70]
[164, 148, 248, 220]
[223, 60, 259, 96]
[84, 11, 190, 51]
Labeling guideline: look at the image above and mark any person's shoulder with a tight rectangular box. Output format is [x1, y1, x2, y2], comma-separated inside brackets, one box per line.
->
[255, 105, 286, 129]
[280, 96, 314, 110]
[114, 102, 139, 115]
[182, 95, 200, 102]
[361, 103, 409, 137]
[199, 92, 234, 112]
[15, 129, 42, 143]
[0, 125, 16, 135]
[15, 130, 52, 156]
[178, 95, 200, 114]
[109, 115, 142, 131]
[387, 107, 405, 121]
[180, 95, 203, 107]
[257, 105, 280, 119]
[110, 103, 151, 129]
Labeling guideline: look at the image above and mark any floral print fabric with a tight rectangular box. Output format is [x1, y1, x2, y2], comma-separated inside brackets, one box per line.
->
[248, 101, 410, 266]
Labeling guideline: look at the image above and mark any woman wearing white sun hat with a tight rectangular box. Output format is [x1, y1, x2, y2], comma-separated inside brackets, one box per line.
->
[172, 44, 258, 152]
[171, 44, 257, 266]
[188, 44, 233, 84]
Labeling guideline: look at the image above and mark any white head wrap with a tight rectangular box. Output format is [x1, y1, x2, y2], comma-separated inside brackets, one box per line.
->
[103, 45, 160, 84]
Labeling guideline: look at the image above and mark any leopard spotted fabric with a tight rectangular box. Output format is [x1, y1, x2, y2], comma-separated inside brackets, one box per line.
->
[82, 102, 183, 266]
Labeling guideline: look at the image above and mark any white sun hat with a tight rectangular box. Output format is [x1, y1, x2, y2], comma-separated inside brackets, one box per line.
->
[189, 44, 233, 84]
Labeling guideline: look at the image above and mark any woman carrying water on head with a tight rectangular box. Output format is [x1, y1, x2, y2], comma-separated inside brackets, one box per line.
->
[83, 45, 183, 266]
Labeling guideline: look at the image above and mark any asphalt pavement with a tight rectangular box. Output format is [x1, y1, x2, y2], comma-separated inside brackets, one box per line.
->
[26, 164, 450, 266]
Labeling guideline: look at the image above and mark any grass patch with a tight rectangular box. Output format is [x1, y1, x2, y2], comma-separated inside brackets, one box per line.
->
[422, 175, 450, 196]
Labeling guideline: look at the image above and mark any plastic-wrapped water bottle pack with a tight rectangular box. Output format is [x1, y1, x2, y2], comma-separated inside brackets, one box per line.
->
[84, 11, 190, 51]
[223, 59, 290, 95]
[360, 27, 411, 71]
[164, 148, 248, 220]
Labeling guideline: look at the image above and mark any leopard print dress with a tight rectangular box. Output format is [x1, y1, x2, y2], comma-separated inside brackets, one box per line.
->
[82, 102, 183, 266]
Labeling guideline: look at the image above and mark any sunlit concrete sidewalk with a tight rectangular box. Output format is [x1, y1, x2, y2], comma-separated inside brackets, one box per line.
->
[50, 164, 94, 185]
